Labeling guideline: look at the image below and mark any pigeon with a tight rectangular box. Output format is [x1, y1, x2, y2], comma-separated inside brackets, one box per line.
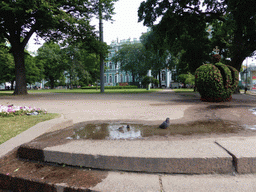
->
[159, 118, 170, 129]
[118, 126, 124, 133]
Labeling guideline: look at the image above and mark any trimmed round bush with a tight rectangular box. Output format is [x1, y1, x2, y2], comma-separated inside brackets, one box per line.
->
[195, 62, 239, 102]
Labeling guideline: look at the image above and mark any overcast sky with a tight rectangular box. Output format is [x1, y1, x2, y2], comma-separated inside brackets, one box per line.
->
[27, 0, 148, 52]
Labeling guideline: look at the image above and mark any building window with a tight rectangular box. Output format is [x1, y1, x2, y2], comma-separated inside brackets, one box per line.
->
[126, 75, 129, 82]
[115, 75, 117, 83]
[104, 76, 107, 83]
[109, 75, 112, 83]
[109, 62, 112, 69]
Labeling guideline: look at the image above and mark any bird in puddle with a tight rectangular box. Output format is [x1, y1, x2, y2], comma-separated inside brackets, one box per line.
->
[118, 126, 125, 133]
[118, 125, 130, 133]
[159, 118, 170, 129]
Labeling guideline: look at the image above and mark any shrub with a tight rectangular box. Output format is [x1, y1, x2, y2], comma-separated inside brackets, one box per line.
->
[142, 76, 158, 87]
[195, 62, 239, 102]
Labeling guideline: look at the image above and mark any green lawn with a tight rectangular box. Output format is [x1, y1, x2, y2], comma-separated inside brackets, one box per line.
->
[0, 113, 60, 144]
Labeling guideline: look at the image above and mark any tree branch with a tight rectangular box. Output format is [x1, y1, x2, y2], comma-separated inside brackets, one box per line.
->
[21, 26, 36, 49]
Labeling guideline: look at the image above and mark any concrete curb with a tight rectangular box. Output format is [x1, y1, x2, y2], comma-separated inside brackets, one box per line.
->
[18, 140, 233, 174]
[0, 114, 73, 159]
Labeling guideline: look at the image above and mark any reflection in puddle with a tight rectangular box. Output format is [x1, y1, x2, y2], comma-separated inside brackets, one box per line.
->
[249, 108, 256, 115]
[244, 125, 256, 131]
[70, 123, 143, 140]
[244, 108, 256, 130]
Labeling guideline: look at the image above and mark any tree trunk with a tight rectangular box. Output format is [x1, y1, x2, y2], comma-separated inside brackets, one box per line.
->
[230, 54, 245, 94]
[50, 77, 55, 89]
[132, 71, 135, 83]
[11, 80, 14, 90]
[12, 47, 28, 95]
[158, 71, 162, 88]
[230, 54, 246, 72]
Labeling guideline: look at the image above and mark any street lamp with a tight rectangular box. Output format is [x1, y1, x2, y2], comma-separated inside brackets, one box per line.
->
[99, 0, 104, 93]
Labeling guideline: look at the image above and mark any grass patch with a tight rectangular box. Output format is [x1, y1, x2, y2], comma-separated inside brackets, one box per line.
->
[0, 91, 13, 96]
[173, 88, 195, 93]
[0, 113, 60, 144]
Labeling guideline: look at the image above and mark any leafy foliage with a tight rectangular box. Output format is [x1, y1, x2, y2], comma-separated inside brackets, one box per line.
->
[25, 52, 44, 85]
[61, 43, 100, 87]
[112, 43, 149, 82]
[178, 73, 195, 86]
[138, 0, 256, 73]
[36, 42, 64, 89]
[141, 76, 159, 87]
[0, 0, 117, 95]
[0, 43, 15, 85]
[195, 63, 239, 102]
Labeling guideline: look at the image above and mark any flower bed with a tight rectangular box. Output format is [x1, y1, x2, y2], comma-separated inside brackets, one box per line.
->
[0, 105, 47, 117]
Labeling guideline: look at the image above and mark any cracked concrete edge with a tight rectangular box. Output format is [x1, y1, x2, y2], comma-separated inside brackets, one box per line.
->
[0, 114, 73, 159]
[215, 140, 256, 174]
[215, 141, 237, 173]
[0, 173, 95, 192]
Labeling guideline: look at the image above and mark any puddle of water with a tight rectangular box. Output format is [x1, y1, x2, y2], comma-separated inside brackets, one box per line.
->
[249, 108, 256, 115]
[67, 120, 243, 140]
[71, 123, 142, 140]
[244, 125, 256, 131]
[244, 108, 256, 130]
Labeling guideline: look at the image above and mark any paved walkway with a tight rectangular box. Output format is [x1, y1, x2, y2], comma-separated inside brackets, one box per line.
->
[2, 90, 256, 191]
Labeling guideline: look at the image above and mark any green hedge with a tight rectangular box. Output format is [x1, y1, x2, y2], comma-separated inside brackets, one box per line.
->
[195, 62, 239, 102]
[81, 85, 138, 89]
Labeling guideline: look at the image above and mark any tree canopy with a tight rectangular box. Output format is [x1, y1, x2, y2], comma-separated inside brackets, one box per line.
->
[138, 0, 256, 72]
[36, 42, 63, 89]
[112, 43, 149, 82]
[0, 0, 117, 95]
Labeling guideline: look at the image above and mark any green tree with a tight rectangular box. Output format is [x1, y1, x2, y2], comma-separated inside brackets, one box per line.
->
[140, 31, 173, 87]
[61, 43, 100, 88]
[138, 0, 256, 72]
[36, 42, 63, 89]
[0, 0, 117, 95]
[25, 52, 43, 87]
[0, 43, 15, 88]
[78, 50, 100, 86]
[0, 42, 43, 89]
[178, 73, 195, 87]
[112, 43, 149, 82]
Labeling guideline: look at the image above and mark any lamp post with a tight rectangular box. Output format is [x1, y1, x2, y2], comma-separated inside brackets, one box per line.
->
[99, 0, 104, 93]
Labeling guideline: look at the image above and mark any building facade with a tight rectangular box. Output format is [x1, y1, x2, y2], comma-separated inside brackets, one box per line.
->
[104, 38, 172, 88]
[104, 38, 140, 86]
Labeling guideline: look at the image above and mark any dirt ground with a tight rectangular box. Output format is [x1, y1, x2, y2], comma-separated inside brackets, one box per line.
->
[1, 91, 256, 189]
